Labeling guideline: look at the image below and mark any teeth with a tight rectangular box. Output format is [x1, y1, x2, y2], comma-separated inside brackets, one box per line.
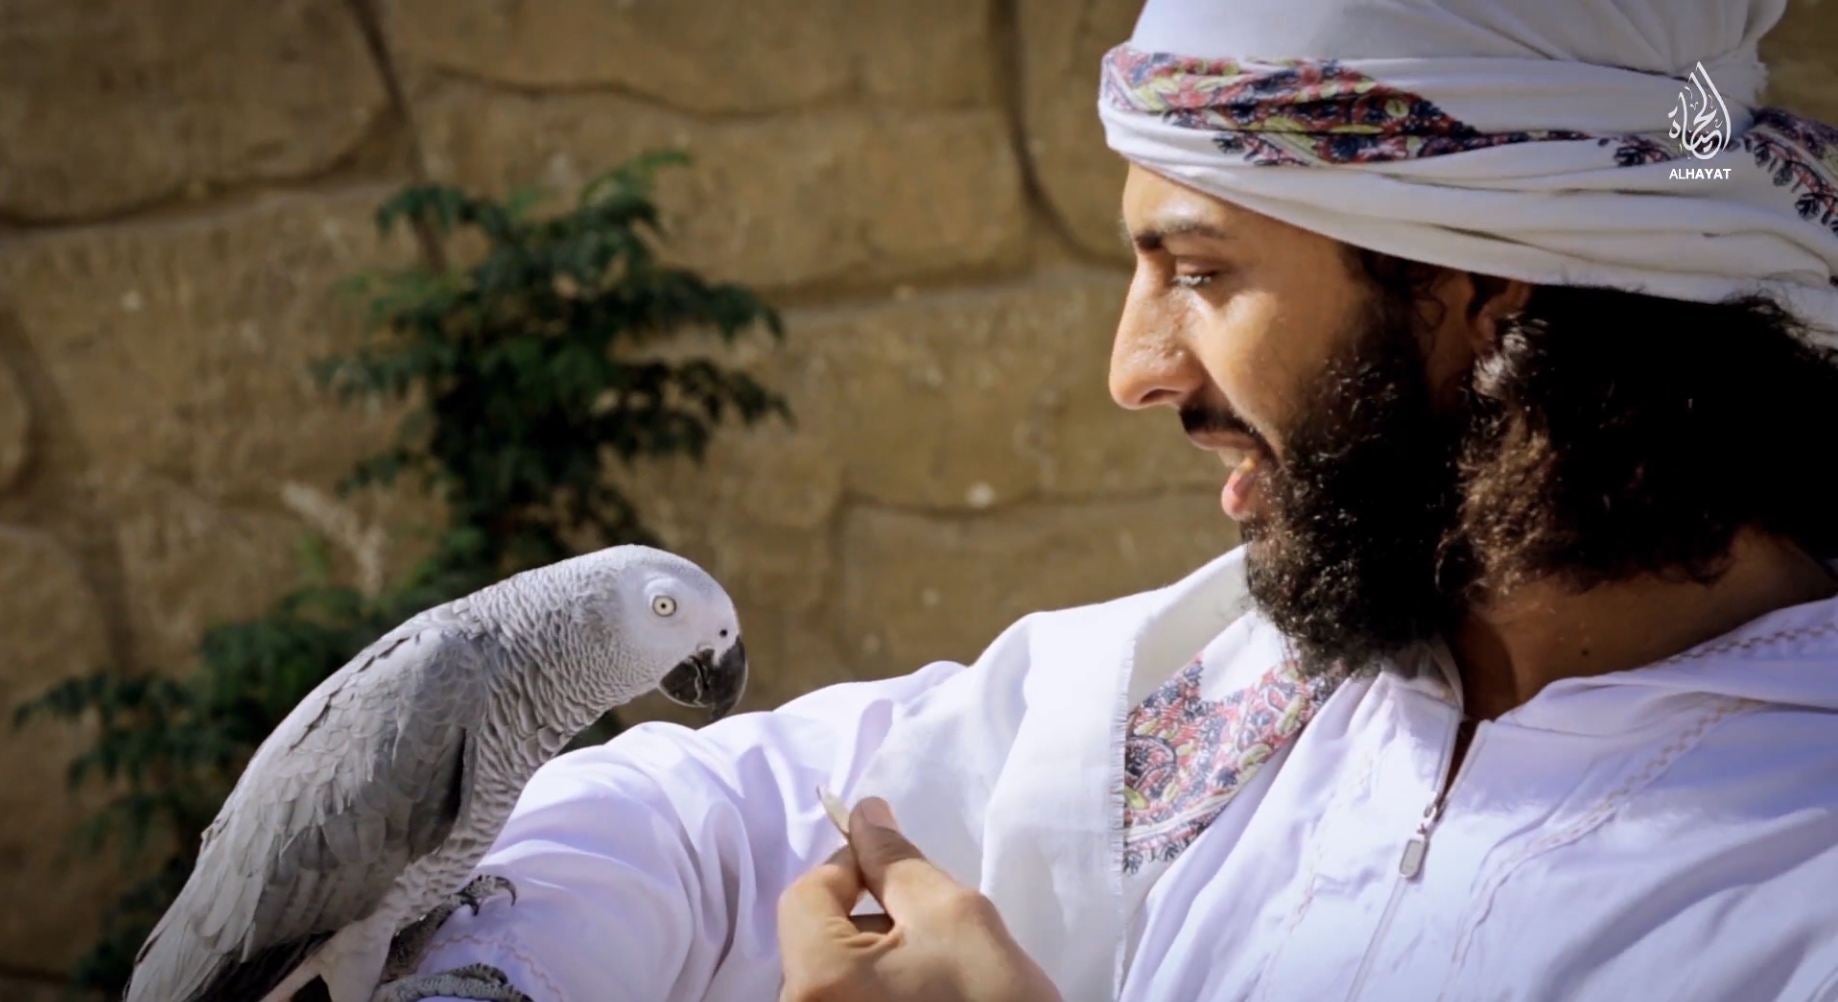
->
[1219, 447, 1262, 475]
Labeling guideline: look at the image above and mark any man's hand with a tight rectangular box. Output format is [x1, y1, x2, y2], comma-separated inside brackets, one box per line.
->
[776, 798, 1063, 1002]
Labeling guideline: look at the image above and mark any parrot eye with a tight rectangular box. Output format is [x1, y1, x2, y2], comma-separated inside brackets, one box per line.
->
[651, 594, 678, 617]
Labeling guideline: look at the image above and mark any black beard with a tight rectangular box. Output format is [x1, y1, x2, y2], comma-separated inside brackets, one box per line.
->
[1241, 296, 1472, 676]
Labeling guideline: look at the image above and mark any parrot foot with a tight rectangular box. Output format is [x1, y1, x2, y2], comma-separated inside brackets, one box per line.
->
[383, 875, 521, 981]
[454, 874, 518, 914]
[372, 963, 532, 1002]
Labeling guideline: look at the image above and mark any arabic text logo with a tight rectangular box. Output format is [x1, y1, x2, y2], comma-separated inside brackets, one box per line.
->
[1668, 62, 1729, 161]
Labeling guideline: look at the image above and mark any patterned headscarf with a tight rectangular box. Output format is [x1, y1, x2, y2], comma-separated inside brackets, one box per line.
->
[1099, 0, 1838, 340]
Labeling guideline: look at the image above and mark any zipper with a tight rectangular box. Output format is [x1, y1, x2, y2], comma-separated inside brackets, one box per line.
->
[1397, 799, 1443, 879]
[1399, 716, 1477, 879]
[1342, 704, 1470, 1000]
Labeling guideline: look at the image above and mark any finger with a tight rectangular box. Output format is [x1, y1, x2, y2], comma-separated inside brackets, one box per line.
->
[775, 847, 865, 959]
[847, 797, 961, 919]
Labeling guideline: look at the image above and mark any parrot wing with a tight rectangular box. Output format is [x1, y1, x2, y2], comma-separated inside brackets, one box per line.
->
[126, 625, 494, 1002]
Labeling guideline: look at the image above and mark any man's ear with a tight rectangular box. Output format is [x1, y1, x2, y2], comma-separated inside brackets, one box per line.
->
[1464, 276, 1535, 353]
[1420, 271, 1534, 399]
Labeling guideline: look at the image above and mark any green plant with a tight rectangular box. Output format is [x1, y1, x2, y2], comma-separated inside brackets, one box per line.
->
[14, 151, 788, 996]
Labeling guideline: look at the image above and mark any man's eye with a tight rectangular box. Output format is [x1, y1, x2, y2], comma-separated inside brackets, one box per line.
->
[1171, 271, 1217, 289]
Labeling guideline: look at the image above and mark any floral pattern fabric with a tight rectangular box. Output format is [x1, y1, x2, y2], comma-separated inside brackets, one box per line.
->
[1747, 108, 1838, 236]
[1100, 44, 1838, 241]
[1122, 653, 1341, 875]
[1100, 46, 1587, 166]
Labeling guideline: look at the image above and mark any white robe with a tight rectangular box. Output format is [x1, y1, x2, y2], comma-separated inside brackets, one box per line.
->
[418, 546, 1838, 1001]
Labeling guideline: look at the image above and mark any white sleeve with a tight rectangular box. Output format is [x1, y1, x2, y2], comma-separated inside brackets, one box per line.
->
[412, 660, 967, 1002]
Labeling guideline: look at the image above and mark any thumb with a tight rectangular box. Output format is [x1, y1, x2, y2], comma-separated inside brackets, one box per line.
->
[847, 797, 959, 919]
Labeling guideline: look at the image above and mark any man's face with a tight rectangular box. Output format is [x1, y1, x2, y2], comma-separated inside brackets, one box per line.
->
[1112, 165, 1370, 518]
[1112, 164, 1481, 672]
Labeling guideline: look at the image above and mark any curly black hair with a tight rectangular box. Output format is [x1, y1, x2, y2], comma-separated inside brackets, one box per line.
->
[1459, 285, 1838, 593]
[1354, 248, 1838, 594]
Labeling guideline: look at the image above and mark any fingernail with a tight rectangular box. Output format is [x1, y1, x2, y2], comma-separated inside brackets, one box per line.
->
[856, 796, 897, 830]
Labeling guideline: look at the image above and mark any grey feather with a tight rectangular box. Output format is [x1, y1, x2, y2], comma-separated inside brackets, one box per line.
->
[129, 629, 490, 1001]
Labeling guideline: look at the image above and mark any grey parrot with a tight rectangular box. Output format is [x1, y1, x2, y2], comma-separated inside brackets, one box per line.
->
[124, 544, 748, 1002]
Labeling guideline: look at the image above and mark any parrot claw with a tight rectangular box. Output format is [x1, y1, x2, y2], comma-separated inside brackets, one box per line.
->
[381, 875, 521, 982]
[457, 873, 518, 914]
[372, 963, 532, 1002]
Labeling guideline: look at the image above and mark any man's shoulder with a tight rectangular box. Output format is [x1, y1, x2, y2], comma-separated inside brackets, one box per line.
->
[1660, 697, 1838, 829]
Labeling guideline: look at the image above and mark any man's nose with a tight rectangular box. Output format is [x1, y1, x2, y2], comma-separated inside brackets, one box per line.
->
[1109, 297, 1204, 410]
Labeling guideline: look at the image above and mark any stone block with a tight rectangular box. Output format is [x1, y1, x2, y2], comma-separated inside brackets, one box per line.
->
[106, 478, 315, 672]
[0, 0, 387, 221]
[1017, 0, 1142, 262]
[387, 0, 996, 113]
[0, 186, 417, 510]
[855, 0, 999, 108]
[611, 271, 1216, 525]
[704, 521, 835, 616]
[839, 491, 1239, 677]
[413, 81, 1027, 291]
[611, 408, 843, 538]
[770, 606, 854, 704]
[1762, 0, 1838, 123]
[0, 525, 115, 973]
[0, 356, 27, 492]
[782, 270, 1220, 508]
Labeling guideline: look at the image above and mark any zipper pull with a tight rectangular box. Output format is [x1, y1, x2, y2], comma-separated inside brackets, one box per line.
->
[1398, 798, 1445, 879]
[1398, 830, 1429, 878]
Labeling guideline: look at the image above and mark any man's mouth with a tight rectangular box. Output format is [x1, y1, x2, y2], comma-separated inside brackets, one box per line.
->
[1220, 449, 1267, 521]
[1184, 431, 1272, 521]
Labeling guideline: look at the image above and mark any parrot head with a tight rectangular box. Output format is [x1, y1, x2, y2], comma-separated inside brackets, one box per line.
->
[571, 545, 748, 719]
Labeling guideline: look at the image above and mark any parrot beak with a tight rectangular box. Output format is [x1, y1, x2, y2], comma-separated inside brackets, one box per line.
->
[661, 637, 748, 721]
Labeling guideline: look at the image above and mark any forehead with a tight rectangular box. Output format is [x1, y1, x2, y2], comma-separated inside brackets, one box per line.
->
[1119, 162, 1338, 252]
[1121, 163, 1233, 228]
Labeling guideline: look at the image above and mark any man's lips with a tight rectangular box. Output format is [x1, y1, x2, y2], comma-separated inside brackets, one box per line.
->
[1186, 432, 1271, 473]
[1186, 432, 1271, 520]
[1220, 452, 1266, 520]
[1186, 431, 1263, 460]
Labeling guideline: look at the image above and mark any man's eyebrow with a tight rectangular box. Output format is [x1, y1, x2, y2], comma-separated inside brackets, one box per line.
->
[1118, 215, 1235, 252]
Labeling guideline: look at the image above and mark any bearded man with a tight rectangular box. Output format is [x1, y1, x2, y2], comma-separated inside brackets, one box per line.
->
[414, 0, 1838, 999]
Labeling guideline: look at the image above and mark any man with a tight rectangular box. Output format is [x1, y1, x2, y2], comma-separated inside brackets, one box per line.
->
[417, 0, 1838, 998]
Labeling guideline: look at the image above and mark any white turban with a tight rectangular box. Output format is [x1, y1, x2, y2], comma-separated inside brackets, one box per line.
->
[1098, 0, 1838, 342]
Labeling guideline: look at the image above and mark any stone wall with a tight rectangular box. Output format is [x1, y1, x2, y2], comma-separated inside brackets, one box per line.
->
[0, 0, 1832, 991]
